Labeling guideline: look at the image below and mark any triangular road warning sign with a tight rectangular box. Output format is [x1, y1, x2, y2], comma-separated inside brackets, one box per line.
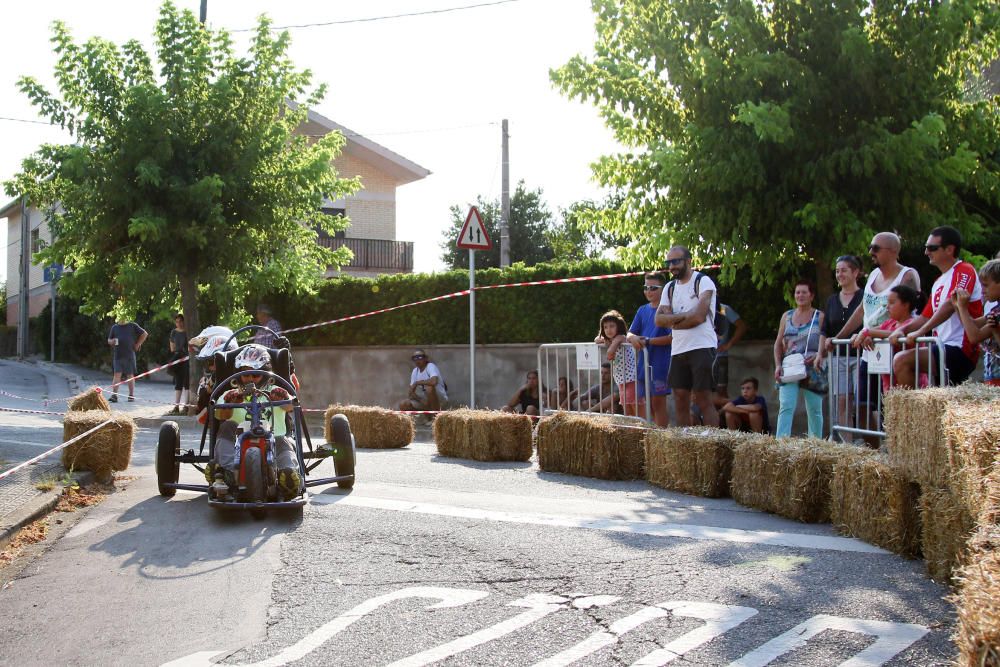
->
[456, 205, 493, 250]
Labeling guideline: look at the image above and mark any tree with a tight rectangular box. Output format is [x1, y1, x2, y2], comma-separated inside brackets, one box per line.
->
[551, 0, 1000, 296]
[546, 194, 631, 262]
[5, 2, 359, 400]
[440, 181, 555, 269]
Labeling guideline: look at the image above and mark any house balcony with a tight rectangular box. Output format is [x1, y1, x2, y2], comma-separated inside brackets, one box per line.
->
[317, 236, 414, 274]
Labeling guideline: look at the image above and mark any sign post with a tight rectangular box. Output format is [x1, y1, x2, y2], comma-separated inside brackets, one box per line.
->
[456, 206, 492, 408]
[44, 264, 63, 362]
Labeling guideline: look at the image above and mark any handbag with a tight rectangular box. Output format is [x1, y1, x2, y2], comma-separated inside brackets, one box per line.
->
[779, 311, 817, 384]
[802, 362, 829, 394]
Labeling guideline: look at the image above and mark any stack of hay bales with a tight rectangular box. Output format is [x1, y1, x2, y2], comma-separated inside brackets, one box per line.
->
[730, 437, 850, 523]
[434, 409, 532, 462]
[829, 450, 921, 558]
[67, 387, 111, 412]
[645, 427, 744, 498]
[325, 405, 413, 449]
[884, 385, 1000, 582]
[953, 526, 1000, 666]
[61, 410, 135, 483]
[537, 412, 649, 480]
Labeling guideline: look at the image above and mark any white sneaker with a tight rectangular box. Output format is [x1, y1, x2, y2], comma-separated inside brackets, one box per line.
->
[211, 474, 230, 499]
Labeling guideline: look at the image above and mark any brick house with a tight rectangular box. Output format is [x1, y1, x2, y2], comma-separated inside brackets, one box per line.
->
[3, 113, 429, 326]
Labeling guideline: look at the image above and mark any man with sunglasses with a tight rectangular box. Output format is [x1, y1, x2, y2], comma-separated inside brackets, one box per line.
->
[655, 246, 720, 427]
[399, 349, 448, 414]
[890, 226, 983, 386]
[625, 271, 672, 426]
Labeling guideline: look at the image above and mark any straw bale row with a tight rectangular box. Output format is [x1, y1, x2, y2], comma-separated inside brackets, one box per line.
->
[61, 410, 135, 483]
[537, 412, 649, 480]
[953, 526, 1000, 666]
[324, 405, 413, 449]
[829, 450, 921, 558]
[645, 427, 744, 498]
[67, 387, 111, 413]
[434, 409, 532, 462]
[920, 484, 978, 584]
[730, 437, 848, 523]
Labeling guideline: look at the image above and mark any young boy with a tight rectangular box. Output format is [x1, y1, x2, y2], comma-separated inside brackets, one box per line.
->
[206, 344, 299, 501]
[720, 377, 770, 433]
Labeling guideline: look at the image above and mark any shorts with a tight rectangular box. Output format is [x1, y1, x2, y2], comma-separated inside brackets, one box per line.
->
[667, 348, 716, 392]
[113, 355, 137, 377]
[713, 355, 729, 390]
[830, 356, 858, 396]
[943, 345, 976, 385]
[618, 381, 637, 407]
[856, 359, 881, 406]
[172, 361, 190, 390]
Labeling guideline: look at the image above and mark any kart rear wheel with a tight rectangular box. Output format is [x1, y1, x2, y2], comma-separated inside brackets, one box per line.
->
[156, 421, 180, 497]
[330, 414, 356, 489]
[241, 447, 266, 508]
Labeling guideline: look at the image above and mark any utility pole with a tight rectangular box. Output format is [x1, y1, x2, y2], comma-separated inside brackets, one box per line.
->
[17, 198, 30, 359]
[499, 119, 510, 268]
[200, 0, 207, 23]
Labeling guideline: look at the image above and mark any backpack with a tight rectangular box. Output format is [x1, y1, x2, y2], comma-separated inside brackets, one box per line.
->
[666, 272, 727, 333]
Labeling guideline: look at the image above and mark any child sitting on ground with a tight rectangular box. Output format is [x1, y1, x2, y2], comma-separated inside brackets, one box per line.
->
[205, 344, 299, 501]
[596, 310, 638, 416]
[853, 285, 928, 390]
[720, 377, 769, 433]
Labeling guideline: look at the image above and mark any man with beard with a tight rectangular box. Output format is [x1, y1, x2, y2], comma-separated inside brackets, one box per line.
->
[655, 246, 720, 427]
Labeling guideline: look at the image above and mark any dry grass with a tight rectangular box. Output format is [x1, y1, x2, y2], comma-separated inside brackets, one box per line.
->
[730, 436, 847, 523]
[55, 483, 110, 513]
[61, 411, 135, 484]
[920, 484, 978, 584]
[537, 412, 650, 481]
[0, 518, 49, 567]
[953, 526, 1000, 666]
[324, 404, 414, 449]
[829, 450, 921, 558]
[434, 409, 533, 462]
[645, 427, 745, 498]
[66, 387, 111, 412]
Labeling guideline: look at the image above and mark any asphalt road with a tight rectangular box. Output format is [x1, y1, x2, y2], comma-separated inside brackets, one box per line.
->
[0, 371, 957, 666]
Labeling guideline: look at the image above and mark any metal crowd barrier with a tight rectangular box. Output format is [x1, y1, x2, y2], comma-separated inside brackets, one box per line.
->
[827, 336, 947, 444]
[537, 342, 653, 423]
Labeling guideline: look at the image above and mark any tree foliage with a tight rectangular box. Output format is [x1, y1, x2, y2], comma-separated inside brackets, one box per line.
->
[551, 0, 1000, 293]
[5, 1, 359, 335]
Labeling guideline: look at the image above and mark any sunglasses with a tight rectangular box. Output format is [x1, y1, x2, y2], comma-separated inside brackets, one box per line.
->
[924, 244, 942, 252]
[642, 285, 663, 291]
[868, 245, 883, 253]
[665, 258, 687, 266]
[411, 355, 427, 361]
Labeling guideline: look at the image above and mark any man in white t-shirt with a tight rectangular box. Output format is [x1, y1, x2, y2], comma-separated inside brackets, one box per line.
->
[891, 226, 983, 386]
[655, 246, 720, 427]
[398, 349, 448, 413]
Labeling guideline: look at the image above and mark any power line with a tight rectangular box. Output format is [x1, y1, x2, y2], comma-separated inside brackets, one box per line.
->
[0, 116, 57, 126]
[230, 0, 525, 32]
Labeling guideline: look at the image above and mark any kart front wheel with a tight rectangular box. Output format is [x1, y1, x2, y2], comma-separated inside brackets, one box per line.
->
[330, 414, 356, 489]
[156, 421, 180, 497]
[241, 447, 266, 513]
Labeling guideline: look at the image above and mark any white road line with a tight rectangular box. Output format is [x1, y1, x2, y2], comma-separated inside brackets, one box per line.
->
[316, 495, 890, 554]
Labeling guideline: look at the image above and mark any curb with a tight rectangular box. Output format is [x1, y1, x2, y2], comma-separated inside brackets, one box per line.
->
[0, 470, 95, 552]
[30, 359, 85, 395]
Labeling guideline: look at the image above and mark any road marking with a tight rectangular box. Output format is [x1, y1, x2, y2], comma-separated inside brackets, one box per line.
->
[727, 614, 929, 666]
[386, 593, 570, 667]
[317, 495, 889, 554]
[633, 602, 759, 666]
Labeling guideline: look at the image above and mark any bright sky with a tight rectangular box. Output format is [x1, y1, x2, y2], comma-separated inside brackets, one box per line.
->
[0, 0, 622, 283]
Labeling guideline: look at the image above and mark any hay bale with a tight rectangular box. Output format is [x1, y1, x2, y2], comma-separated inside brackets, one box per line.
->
[537, 412, 649, 480]
[730, 437, 846, 523]
[830, 450, 921, 558]
[61, 410, 135, 483]
[324, 405, 414, 449]
[884, 385, 1000, 488]
[920, 484, 978, 584]
[67, 387, 111, 412]
[953, 526, 1000, 666]
[645, 427, 745, 497]
[434, 409, 533, 462]
[981, 462, 1000, 526]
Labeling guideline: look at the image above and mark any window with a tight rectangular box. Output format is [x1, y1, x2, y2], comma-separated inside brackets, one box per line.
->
[31, 229, 46, 253]
[318, 207, 346, 240]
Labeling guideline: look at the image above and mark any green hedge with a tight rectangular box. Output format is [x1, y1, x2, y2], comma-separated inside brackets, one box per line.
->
[268, 259, 794, 347]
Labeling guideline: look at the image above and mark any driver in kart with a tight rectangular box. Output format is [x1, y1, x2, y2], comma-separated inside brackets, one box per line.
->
[187, 328, 237, 423]
[205, 344, 300, 501]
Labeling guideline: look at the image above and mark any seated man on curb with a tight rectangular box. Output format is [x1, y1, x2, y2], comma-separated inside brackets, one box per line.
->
[575, 362, 623, 414]
[720, 377, 769, 433]
[398, 349, 448, 416]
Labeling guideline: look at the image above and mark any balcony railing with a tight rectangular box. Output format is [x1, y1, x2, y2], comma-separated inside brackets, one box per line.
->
[317, 236, 414, 273]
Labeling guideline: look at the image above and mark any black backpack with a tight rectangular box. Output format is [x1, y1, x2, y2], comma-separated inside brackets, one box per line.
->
[666, 272, 727, 333]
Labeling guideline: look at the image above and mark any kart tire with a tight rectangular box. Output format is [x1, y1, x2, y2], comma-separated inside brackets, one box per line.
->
[330, 414, 356, 489]
[156, 421, 180, 497]
[242, 447, 266, 507]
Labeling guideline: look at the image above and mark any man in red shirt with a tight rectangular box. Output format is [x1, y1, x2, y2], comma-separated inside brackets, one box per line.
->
[891, 226, 983, 386]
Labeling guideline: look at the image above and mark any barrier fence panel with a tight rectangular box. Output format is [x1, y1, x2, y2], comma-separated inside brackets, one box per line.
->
[828, 336, 947, 445]
[537, 343, 653, 423]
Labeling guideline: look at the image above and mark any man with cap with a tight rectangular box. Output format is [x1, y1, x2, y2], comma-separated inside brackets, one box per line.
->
[398, 349, 448, 413]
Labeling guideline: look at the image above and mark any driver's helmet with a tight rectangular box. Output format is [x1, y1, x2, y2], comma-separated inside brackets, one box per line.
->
[196, 334, 237, 361]
[234, 344, 272, 373]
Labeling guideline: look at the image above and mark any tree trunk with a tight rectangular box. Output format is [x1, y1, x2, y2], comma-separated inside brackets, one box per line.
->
[814, 255, 834, 305]
[179, 273, 201, 416]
